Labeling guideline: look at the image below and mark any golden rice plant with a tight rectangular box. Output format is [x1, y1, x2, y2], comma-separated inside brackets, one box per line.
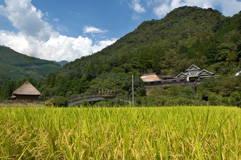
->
[0, 106, 240, 159]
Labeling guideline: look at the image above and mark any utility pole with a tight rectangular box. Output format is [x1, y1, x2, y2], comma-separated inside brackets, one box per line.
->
[132, 75, 134, 107]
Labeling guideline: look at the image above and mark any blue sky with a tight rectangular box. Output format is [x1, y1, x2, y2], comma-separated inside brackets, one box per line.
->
[0, 0, 241, 61]
[31, 1, 139, 38]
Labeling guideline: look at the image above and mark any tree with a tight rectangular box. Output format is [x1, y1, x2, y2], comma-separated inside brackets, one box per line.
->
[0, 81, 15, 99]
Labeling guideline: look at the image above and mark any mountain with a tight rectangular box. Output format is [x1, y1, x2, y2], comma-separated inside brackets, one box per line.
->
[56, 60, 69, 67]
[65, 6, 240, 76]
[1, 6, 240, 106]
[0, 46, 60, 84]
[54, 6, 240, 101]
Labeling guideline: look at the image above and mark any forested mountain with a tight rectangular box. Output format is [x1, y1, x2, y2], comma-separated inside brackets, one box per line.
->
[65, 6, 240, 76]
[57, 60, 69, 67]
[0, 46, 60, 84]
[1, 6, 240, 106]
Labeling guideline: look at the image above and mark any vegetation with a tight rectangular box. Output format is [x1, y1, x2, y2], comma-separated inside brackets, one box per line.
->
[0, 107, 240, 159]
[136, 76, 241, 107]
[64, 7, 240, 76]
[0, 78, 41, 100]
[0, 6, 240, 106]
[0, 46, 60, 84]
[44, 6, 240, 106]
[0, 6, 240, 160]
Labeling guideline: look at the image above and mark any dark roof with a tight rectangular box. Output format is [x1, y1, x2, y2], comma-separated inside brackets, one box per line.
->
[12, 81, 41, 96]
[141, 64, 218, 83]
[185, 64, 201, 72]
[199, 69, 215, 75]
[174, 72, 187, 78]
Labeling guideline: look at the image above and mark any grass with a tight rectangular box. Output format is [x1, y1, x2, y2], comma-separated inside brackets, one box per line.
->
[0, 106, 240, 159]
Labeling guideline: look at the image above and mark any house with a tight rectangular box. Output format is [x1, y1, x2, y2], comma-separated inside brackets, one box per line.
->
[141, 64, 218, 95]
[174, 64, 218, 82]
[11, 81, 41, 100]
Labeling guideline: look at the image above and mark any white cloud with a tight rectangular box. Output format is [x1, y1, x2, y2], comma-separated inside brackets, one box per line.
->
[218, 0, 241, 16]
[92, 39, 117, 53]
[132, 0, 146, 13]
[0, 29, 117, 61]
[0, 30, 29, 52]
[154, 3, 171, 18]
[120, 0, 146, 13]
[56, 25, 68, 33]
[3, 0, 53, 41]
[132, 13, 142, 20]
[53, 18, 59, 22]
[0, 4, 6, 16]
[83, 26, 107, 34]
[151, 0, 241, 18]
[0, 0, 117, 62]
[128, 0, 146, 20]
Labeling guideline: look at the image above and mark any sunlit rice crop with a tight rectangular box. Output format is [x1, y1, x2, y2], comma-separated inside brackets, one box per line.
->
[0, 106, 240, 159]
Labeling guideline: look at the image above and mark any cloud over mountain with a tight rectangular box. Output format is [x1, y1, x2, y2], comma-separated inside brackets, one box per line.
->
[0, 0, 240, 62]
[0, 0, 116, 61]
[128, 0, 241, 18]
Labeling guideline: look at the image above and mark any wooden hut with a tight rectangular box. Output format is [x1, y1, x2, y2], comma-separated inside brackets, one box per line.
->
[11, 81, 41, 100]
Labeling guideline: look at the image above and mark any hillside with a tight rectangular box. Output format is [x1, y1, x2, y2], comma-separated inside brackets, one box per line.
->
[1, 6, 240, 105]
[65, 6, 240, 75]
[58, 6, 240, 105]
[57, 60, 69, 67]
[0, 46, 60, 84]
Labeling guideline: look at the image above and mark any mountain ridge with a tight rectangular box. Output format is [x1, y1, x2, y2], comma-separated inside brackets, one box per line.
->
[0, 6, 240, 106]
[0, 46, 60, 84]
[54, 6, 240, 99]
[64, 6, 230, 73]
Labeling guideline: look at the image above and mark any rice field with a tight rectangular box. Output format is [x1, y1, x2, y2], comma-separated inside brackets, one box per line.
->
[0, 106, 240, 159]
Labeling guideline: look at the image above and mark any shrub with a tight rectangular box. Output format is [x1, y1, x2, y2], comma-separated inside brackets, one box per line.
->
[53, 96, 68, 107]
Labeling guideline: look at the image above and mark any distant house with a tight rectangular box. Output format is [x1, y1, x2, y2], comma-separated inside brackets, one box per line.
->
[140, 73, 162, 82]
[173, 64, 218, 82]
[11, 81, 41, 100]
[141, 64, 218, 95]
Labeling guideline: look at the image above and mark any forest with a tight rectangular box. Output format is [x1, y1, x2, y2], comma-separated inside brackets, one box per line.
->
[0, 46, 60, 84]
[0, 6, 240, 106]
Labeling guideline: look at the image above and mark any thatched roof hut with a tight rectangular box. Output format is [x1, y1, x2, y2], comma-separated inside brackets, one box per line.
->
[11, 81, 41, 100]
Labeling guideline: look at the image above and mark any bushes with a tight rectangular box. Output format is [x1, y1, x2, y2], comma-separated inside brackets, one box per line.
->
[197, 76, 241, 106]
[135, 86, 196, 106]
[45, 96, 68, 107]
[136, 76, 241, 107]
[230, 92, 241, 106]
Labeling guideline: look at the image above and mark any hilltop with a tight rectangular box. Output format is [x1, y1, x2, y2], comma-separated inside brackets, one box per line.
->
[64, 6, 240, 76]
[55, 6, 240, 94]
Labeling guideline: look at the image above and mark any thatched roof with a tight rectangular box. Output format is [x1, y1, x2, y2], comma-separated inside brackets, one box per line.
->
[12, 81, 41, 96]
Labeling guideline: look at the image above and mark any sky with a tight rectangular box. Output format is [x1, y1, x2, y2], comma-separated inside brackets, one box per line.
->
[0, 0, 241, 62]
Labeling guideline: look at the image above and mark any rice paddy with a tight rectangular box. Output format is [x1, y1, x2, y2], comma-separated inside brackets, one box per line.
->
[0, 106, 240, 159]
